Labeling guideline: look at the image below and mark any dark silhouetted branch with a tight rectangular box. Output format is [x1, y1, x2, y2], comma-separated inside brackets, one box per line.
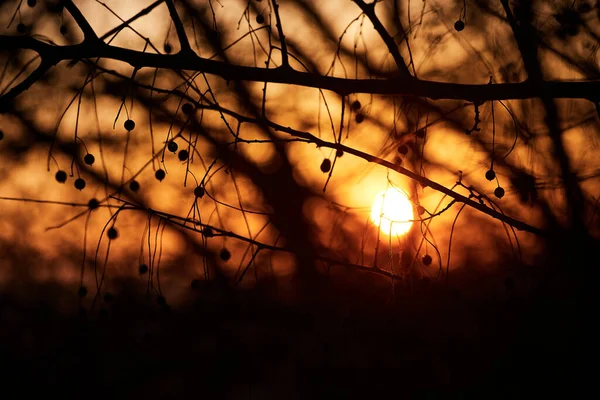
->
[165, 0, 192, 53]
[352, 0, 411, 77]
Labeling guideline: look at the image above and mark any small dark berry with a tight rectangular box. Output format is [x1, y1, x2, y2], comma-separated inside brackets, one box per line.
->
[60, 25, 67, 35]
[164, 43, 172, 53]
[181, 103, 195, 115]
[88, 198, 99, 210]
[351, 100, 361, 110]
[27, 0, 37, 7]
[336, 149, 344, 158]
[139, 264, 148, 274]
[355, 113, 364, 123]
[74, 178, 86, 190]
[77, 286, 88, 297]
[107, 227, 118, 239]
[494, 186, 505, 199]
[0, 130, 4, 140]
[320, 159, 331, 173]
[156, 295, 167, 307]
[417, 205, 425, 216]
[103, 293, 114, 302]
[83, 153, 95, 165]
[129, 180, 140, 192]
[219, 248, 231, 261]
[454, 20, 465, 31]
[155, 169, 166, 181]
[178, 149, 189, 161]
[485, 169, 496, 181]
[17, 23, 27, 34]
[256, 14, 265, 24]
[124, 119, 135, 131]
[194, 186, 205, 198]
[202, 227, 214, 237]
[398, 144, 408, 155]
[167, 141, 178, 153]
[422, 254, 432, 266]
[55, 170, 67, 183]
[394, 156, 403, 165]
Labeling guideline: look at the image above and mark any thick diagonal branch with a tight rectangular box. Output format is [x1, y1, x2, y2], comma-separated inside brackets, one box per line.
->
[165, 0, 192, 53]
[64, 0, 98, 40]
[352, 0, 411, 77]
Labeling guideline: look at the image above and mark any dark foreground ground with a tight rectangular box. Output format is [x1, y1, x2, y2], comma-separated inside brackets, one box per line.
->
[0, 266, 596, 399]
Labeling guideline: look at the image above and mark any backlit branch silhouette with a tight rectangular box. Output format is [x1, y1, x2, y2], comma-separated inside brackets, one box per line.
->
[0, 0, 598, 297]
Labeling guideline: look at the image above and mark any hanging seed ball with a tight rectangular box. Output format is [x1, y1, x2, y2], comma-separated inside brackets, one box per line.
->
[124, 119, 135, 131]
[0, 130, 4, 140]
[416, 129, 425, 138]
[202, 227, 214, 237]
[107, 227, 118, 240]
[351, 100, 361, 111]
[394, 156, 403, 165]
[454, 20, 465, 31]
[103, 293, 114, 303]
[485, 169, 496, 181]
[164, 43, 172, 54]
[320, 158, 331, 173]
[494, 186, 505, 199]
[60, 25, 67, 35]
[167, 141, 178, 153]
[219, 248, 231, 261]
[355, 113, 364, 123]
[256, 14, 265, 24]
[88, 198, 99, 210]
[155, 169, 166, 181]
[336, 149, 344, 158]
[156, 295, 167, 307]
[55, 170, 67, 183]
[83, 153, 95, 166]
[398, 144, 409, 155]
[17, 23, 27, 34]
[178, 149, 189, 161]
[181, 103, 195, 115]
[27, 0, 37, 7]
[422, 254, 432, 266]
[129, 180, 140, 192]
[194, 186, 205, 198]
[139, 263, 149, 274]
[417, 205, 425, 216]
[74, 178, 86, 190]
[77, 286, 88, 297]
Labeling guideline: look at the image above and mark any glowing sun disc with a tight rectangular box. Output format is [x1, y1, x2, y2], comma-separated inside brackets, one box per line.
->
[370, 187, 414, 236]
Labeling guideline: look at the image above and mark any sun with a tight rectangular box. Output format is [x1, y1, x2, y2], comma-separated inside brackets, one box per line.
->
[370, 187, 414, 236]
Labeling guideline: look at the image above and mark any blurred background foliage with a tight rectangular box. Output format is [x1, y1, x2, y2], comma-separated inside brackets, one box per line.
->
[0, 0, 598, 396]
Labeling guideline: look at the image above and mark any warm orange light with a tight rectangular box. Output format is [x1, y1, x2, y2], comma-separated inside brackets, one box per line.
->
[370, 187, 414, 236]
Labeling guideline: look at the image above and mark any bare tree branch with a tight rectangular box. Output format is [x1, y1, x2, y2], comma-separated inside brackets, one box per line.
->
[352, 0, 411, 77]
[64, 0, 98, 41]
[271, 0, 290, 67]
[1, 34, 599, 107]
[165, 0, 192, 53]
